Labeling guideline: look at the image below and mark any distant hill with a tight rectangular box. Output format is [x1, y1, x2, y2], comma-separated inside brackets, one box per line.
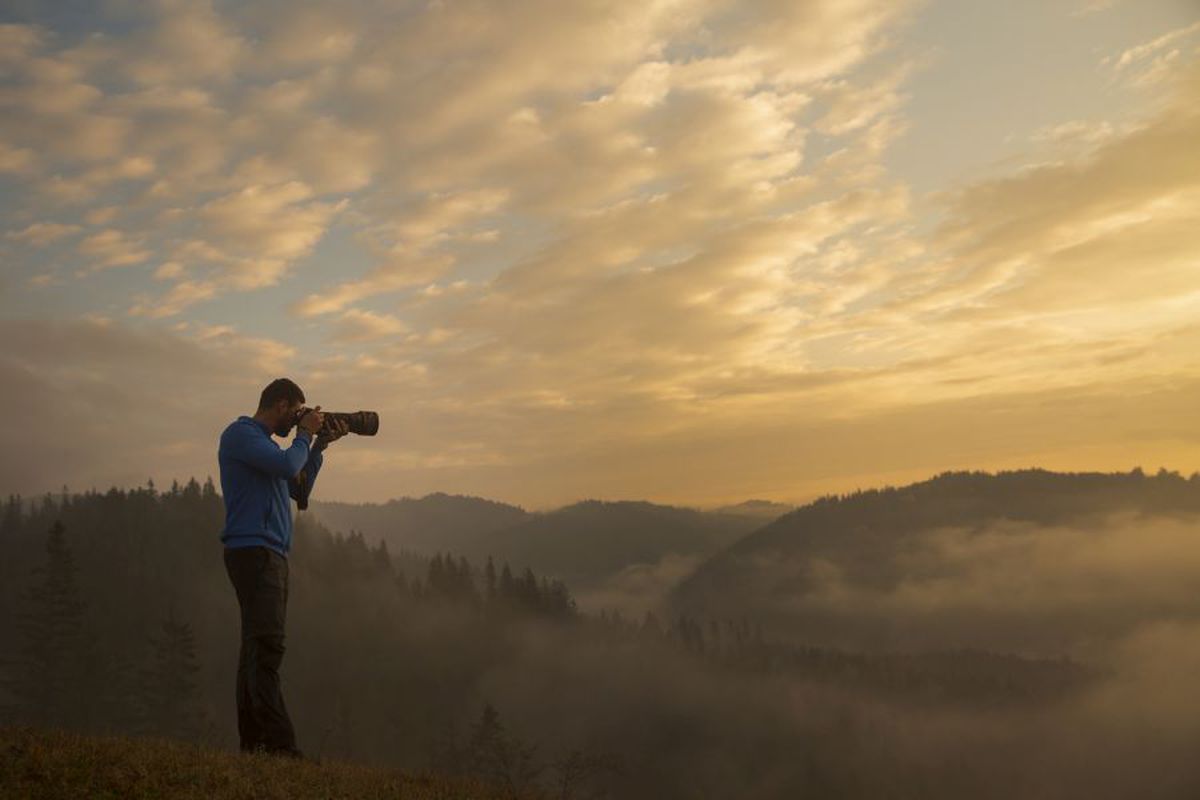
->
[669, 468, 1200, 654]
[484, 499, 761, 588]
[707, 499, 795, 520]
[310, 495, 763, 613]
[308, 491, 531, 556]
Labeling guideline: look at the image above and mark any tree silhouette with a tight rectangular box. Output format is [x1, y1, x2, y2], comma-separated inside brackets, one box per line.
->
[138, 606, 206, 741]
[485, 556, 498, 603]
[6, 520, 102, 730]
[465, 702, 543, 795]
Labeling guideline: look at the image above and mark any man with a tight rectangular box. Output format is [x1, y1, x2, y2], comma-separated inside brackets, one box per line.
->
[217, 377, 349, 759]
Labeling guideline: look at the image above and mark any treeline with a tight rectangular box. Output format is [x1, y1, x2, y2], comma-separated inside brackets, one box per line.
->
[0, 481, 581, 738]
[786, 467, 1200, 529]
[418, 553, 577, 619]
[0, 519, 210, 740]
[588, 608, 1091, 707]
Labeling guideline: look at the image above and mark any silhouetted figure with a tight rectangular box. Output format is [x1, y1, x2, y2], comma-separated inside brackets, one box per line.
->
[217, 378, 348, 758]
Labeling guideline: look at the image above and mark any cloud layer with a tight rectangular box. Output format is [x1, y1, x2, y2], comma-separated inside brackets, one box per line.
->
[2, 3, 1198, 505]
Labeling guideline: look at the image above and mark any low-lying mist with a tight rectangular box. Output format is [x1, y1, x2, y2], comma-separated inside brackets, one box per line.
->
[4, 473, 1200, 798]
[732, 512, 1200, 657]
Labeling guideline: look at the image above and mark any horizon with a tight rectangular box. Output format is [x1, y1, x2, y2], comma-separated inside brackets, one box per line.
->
[16, 462, 1195, 516]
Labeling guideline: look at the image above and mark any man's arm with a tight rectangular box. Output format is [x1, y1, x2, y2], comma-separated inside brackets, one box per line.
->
[227, 426, 314, 479]
[288, 448, 323, 503]
[289, 416, 345, 507]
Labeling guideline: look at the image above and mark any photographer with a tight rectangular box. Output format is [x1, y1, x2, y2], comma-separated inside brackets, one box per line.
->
[217, 377, 349, 759]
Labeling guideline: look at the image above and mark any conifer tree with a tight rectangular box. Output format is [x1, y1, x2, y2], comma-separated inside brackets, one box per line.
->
[8, 520, 98, 729]
[456, 555, 475, 601]
[428, 553, 446, 597]
[138, 607, 206, 741]
[499, 562, 515, 601]
[520, 567, 540, 609]
[484, 556, 498, 602]
[373, 538, 393, 575]
[465, 703, 543, 794]
[1, 494, 20, 538]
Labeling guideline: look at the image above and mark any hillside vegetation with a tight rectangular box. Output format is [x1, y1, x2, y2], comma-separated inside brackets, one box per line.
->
[0, 724, 540, 800]
[670, 468, 1200, 652]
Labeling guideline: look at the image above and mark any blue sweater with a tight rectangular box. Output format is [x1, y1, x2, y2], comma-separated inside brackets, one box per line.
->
[218, 415, 323, 557]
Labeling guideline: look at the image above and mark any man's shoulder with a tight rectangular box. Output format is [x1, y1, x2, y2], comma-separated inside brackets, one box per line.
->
[220, 417, 262, 445]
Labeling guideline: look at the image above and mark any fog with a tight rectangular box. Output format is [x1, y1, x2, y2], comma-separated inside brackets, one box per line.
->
[749, 513, 1200, 656]
[4, 473, 1200, 798]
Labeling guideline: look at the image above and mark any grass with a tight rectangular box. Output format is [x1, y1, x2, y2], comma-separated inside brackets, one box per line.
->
[0, 725, 541, 800]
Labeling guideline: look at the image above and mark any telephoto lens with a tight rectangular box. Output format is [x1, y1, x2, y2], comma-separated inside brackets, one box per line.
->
[322, 411, 379, 436]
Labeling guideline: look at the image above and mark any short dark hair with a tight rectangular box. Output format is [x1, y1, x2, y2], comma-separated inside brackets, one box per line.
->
[258, 378, 305, 411]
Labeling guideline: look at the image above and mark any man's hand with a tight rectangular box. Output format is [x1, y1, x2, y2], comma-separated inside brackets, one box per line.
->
[298, 405, 324, 435]
[314, 417, 349, 452]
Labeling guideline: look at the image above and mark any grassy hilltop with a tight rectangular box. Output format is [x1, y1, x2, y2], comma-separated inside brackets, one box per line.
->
[0, 725, 540, 800]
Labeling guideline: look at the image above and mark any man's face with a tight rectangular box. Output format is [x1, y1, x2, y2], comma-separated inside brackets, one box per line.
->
[273, 399, 304, 437]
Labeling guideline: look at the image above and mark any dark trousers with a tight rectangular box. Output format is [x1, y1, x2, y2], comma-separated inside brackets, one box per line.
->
[223, 545, 298, 755]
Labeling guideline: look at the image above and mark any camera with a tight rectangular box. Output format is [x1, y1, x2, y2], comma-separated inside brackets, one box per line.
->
[295, 408, 380, 437]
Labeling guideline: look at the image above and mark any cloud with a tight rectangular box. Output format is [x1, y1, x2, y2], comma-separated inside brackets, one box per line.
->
[0, 141, 35, 174]
[6, 222, 83, 246]
[1111, 21, 1200, 71]
[129, 280, 218, 318]
[1103, 21, 1200, 88]
[1072, 0, 1119, 16]
[332, 308, 409, 342]
[120, 181, 349, 315]
[0, 317, 295, 495]
[76, 228, 151, 270]
[195, 181, 347, 286]
[290, 253, 454, 318]
[115, 0, 247, 87]
[2, 1, 1197, 507]
[935, 62, 1200, 312]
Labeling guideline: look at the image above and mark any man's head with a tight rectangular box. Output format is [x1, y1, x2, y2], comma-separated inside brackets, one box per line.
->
[256, 378, 306, 437]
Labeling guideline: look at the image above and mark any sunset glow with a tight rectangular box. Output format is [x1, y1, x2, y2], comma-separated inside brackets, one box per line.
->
[2, 0, 1198, 508]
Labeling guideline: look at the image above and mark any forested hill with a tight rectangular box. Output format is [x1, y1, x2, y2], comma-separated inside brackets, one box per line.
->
[309, 492, 531, 556]
[477, 500, 762, 591]
[310, 495, 766, 603]
[669, 468, 1200, 654]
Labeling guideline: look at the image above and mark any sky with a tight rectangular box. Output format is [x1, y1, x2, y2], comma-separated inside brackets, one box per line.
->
[1, 0, 1198, 510]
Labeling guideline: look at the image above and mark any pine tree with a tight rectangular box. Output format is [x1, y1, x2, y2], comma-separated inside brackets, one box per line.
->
[499, 562, 515, 601]
[456, 555, 475, 602]
[138, 607, 206, 741]
[7, 520, 98, 729]
[465, 703, 543, 794]
[484, 556, 498, 602]
[373, 538, 393, 575]
[1, 494, 21, 538]
[428, 553, 446, 597]
[520, 567, 540, 610]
